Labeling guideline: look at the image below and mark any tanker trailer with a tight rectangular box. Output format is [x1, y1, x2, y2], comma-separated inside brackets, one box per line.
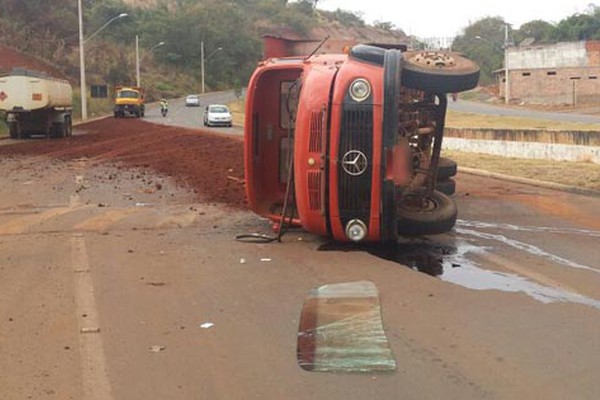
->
[0, 69, 73, 139]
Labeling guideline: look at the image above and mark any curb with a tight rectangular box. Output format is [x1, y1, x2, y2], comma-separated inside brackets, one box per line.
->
[459, 166, 600, 198]
[0, 114, 109, 140]
[73, 114, 111, 126]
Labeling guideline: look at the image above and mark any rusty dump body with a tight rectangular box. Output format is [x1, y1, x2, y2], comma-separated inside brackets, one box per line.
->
[244, 44, 479, 242]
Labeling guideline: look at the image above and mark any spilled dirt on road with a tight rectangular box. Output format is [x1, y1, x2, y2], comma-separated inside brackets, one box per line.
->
[0, 118, 246, 208]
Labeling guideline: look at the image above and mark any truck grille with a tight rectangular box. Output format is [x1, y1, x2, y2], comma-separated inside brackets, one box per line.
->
[337, 105, 373, 227]
[307, 170, 322, 211]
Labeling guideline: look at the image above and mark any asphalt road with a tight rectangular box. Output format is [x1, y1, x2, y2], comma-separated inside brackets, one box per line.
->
[448, 98, 600, 123]
[0, 97, 599, 399]
[145, 90, 244, 135]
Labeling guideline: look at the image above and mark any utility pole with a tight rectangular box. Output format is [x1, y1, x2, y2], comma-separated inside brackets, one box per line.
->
[504, 24, 510, 105]
[78, 0, 87, 120]
[136, 35, 140, 87]
[201, 41, 205, 94]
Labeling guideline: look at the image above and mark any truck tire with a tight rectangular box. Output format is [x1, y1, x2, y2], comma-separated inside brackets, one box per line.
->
[8, 122, 19, 139]
[65, 116, 73, 137]
[435, 178, 456, 196]
[397, 190, 457, 236]
[437, 157, 457, 181]
[52, 123, 65, 138]
[401, 51, 480, 94]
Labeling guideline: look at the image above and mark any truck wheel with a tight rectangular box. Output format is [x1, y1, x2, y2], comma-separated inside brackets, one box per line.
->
[401, 51, 480, 94]
[52, 123, 65, 138]
[435, 178, 456, 196]
[437, 157, 457, 181]
[8, 122, 19, 139]
[397, 190, 457, 235]
[65, 116, 73, 137]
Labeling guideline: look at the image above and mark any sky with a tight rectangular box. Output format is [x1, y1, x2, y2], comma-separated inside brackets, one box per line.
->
[317, 1, 597, 38]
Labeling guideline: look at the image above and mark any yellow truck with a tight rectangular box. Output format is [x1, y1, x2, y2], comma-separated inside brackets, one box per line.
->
[114, 85, 145, 118]
[0, 69, 72, 139]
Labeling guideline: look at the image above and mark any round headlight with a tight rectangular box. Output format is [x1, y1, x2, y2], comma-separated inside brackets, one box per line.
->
[345, 219, 368, 242]
[349, 78, 371, 102]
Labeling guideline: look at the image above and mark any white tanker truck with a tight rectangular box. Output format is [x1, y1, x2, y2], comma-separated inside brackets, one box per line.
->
[0, 69, 73, 139]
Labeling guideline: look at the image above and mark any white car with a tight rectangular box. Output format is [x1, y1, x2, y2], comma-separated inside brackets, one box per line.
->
[185, 94, 200, 107]
[203, 104, 233, 127]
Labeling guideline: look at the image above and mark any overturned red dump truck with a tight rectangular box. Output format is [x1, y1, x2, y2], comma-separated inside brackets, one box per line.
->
[244, 44, 479, 242]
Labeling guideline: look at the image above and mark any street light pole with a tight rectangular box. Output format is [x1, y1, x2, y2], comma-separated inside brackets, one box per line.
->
[77, 10, 128, 121]
[135, 38, 164, 87]
[201, 40, 223, 94]
[78, 0, 87, 121]
[201, 41, 205, 94]
[475, 34, 510, 104]
[504, 24, 510, 105]
[136, 35, 140, 87]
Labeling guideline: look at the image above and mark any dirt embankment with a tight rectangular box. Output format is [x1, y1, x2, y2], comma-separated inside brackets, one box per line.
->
[0, 44, 65, 78]
[0, 119, 247, 208]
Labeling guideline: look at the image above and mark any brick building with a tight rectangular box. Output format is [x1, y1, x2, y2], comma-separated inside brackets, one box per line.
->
[497, 40, 600, 105]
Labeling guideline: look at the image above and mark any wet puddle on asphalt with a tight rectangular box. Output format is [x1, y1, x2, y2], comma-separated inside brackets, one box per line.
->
[318, 220, 600, 310]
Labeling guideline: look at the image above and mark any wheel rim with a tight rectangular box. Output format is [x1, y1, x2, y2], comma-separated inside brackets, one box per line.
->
[399, 194, 440, 213]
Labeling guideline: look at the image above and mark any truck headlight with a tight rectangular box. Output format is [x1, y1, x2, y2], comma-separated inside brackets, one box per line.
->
[349, 78, 371, 102]
[345, 219, 368, 242]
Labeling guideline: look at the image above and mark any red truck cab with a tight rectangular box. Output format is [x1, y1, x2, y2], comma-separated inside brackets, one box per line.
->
[244, 44, 479, 242]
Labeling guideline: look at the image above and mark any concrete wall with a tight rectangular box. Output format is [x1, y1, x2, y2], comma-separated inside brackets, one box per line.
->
[443, 138, 600, 163]
[508, 42, 589, 69]
[443, 128, 600, 164]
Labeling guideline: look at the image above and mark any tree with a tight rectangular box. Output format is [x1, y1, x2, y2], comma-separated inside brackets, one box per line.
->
[552, 11, 600, 41]
[515, 20, 554, 45]
[374, 21, 395, 31]
[452, 17, 509, 85]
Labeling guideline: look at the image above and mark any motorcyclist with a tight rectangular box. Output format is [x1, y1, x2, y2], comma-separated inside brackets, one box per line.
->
[160, 98, 169, 116]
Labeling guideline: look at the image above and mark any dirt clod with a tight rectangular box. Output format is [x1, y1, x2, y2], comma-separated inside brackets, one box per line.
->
[0, 119, 246, 208]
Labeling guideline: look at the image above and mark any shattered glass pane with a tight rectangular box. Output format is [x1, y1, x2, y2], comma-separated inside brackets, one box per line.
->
[297, 281, 396, 372]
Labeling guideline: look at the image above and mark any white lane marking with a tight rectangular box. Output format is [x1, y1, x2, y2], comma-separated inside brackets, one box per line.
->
[455, 228, 600, 275]
[457, 219, 600, 238]
[70, 175, 84, 207]
[440, 239, 600, 310]
[72, 234, 114, 400]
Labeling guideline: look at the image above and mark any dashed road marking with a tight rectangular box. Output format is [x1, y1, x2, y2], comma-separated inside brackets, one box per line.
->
[71, 234, 114, 400]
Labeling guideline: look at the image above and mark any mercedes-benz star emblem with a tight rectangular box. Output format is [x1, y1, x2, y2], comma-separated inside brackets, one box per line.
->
[341, 150, 368, 176]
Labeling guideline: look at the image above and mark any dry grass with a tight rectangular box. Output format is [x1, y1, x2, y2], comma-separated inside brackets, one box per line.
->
[444, 149, 600, 191]
[446, 110, 600, 131]
[227, 99, 246, 126]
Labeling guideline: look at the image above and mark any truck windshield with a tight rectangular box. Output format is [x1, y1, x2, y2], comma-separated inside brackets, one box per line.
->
[117, 91, 139, 99]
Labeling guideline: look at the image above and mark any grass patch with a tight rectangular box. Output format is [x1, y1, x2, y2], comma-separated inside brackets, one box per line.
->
[0, 113, 6, 137]
[445, 149, 600, 190]
[446, 110, 600, 131]
[227, 99, 246, 126]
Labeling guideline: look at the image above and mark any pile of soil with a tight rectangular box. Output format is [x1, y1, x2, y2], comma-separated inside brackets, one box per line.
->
[0, 118, 247, 208]
[0, 44, 65, 78]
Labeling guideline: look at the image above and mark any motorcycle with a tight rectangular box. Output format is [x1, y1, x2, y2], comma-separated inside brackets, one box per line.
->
[160, 104, 168, 117]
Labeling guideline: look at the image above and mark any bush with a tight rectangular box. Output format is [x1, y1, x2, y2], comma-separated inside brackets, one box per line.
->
[0, 113, 6, 137]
